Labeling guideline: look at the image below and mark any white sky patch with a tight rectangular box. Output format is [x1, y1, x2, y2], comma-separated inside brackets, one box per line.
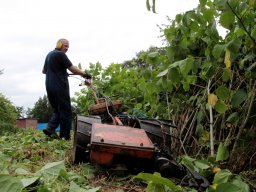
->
[0, 0, 199, 109]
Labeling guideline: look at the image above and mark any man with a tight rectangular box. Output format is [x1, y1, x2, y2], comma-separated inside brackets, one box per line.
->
[42, 38, 91, 140]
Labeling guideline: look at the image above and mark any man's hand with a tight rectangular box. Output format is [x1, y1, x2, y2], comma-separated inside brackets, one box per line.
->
[83, 73, 92, 79]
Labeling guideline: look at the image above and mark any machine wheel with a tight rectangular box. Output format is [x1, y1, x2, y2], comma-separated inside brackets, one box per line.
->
[72, 115, 101, 163]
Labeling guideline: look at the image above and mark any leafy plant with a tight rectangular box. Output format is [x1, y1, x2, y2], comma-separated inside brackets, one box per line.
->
[72, 0, 256, 171]
[134, 172, 183, 192]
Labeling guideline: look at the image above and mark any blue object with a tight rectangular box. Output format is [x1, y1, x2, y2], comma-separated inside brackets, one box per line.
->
[37, 123, 60, 132]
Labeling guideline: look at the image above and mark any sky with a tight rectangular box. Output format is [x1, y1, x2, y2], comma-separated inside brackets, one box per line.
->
[0, 0, 199, 110]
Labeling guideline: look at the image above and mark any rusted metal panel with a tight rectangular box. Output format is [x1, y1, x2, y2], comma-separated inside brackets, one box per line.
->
[90, 123, 156, 165]
[90, 151, 114, 165]
[91, 123, 155, 148]
[72, 115, 102, 163]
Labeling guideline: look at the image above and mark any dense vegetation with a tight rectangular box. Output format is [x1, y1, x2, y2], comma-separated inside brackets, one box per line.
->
[0, 129, 254, 192]
[0, 129, 147, 192]
[74, 0, 256, 171]
[1, 0, 256, 191]
[0, 94, 19, 135]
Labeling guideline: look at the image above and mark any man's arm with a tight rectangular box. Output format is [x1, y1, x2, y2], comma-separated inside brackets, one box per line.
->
[68, 65, 89, 77]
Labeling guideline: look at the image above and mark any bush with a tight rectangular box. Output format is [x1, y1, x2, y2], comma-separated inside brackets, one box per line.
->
[0, 121, 18, 135]
[0, 93, 18, 134]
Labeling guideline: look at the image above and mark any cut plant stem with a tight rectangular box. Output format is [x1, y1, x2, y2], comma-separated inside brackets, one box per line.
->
[208, 80, 214, 156]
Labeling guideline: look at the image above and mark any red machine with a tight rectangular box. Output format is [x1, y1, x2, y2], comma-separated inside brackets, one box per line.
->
[72, 79, 210, 190]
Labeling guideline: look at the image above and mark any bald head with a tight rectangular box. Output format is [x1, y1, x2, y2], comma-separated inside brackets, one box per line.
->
[56, 38, 69, 53]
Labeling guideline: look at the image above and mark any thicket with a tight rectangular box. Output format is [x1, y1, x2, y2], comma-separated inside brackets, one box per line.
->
[73, 0, 256, 174]
[0, 93, 18, 134]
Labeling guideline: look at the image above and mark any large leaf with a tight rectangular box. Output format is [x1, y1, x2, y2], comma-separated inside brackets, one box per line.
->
[216, 142, 229, 161]
[199, 0, 207, 6]
[148, 52, 158, 58]
[226, 38, 242, 54]
[231, 89, 247, 108]
[222, 68, 231, 82]
[21, 177, 39, 188]
[0, 175, 23, 192]
[69, 181, 101, 192]
[194, 160, 211, 170]
[213, 169, 232, 184]
[157, 69, 168, 77]
[216, 183, 242, 192]
[179, 57, 194, 76]
[220, 11, 235, 29]
[215, 100, 228, 114]
[15, 168, 30, 175]
[36, 160, 65, 176]
[216, 85, 230, 100]
[134, 172, 182, 191]
[231, 176, 250, 192]
[146, 182, 165, 192]
[226, 112, 239, 125]
[196, 111, 204, 123]
[142, 69, 152, 79]
[212, 44, 225, 59]
[168, 68, 180, 83]
[203, 9, 214, 23]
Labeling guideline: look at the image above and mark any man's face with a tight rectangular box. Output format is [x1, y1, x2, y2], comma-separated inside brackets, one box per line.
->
[61, 40, 69, 53]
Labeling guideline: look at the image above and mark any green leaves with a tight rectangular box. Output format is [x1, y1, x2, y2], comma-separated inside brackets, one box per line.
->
[157, 57, 195, 92]
[213, 170, 250, 192]
[168, 68, 180, 83]
[179, 57, 194, 76]
[216, 183, 245, 192]
[216, 142, 229, 161]
[21, 177, 39, 188]
[231, 89, 247, 108]
[36, 161, 66, 176]
[69, 181, 101, 192]
[157, 68, 168, 77]
[215, 100, 228, 114]
[216, 85, 230, 100]
[226, 112, 239, 125]
[0, 175, 23, 192]
[212, 44, 225, 59]
[220, 11, 235, 30]
[134, 172, 182, 191]
[213, 169, 232, 184]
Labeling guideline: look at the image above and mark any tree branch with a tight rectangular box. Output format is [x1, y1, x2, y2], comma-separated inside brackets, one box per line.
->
[226, 1, 256, 48]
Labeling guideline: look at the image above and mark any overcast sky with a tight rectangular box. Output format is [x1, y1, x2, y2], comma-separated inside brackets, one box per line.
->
[0, 0, 198, 109]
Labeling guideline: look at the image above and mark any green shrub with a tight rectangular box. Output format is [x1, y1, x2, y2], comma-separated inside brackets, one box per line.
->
[0, 93, 18, 134]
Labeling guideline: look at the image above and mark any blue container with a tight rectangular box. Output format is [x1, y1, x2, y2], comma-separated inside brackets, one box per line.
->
[37, 123, 60, 132]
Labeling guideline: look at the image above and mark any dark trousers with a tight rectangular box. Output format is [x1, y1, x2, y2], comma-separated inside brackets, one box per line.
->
[46, 85, 72, 140]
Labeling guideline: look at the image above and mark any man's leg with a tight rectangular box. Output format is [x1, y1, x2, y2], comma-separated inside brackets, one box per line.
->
[58, 93, 72, 140]
[43, 89, 60, 138]
[59, 108, 72, 140]
[43, 110, 60, 138]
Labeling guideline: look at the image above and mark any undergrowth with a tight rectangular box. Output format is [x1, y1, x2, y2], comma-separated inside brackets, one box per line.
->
[0, 128, 144, 192]
[0, 128, 255, 192]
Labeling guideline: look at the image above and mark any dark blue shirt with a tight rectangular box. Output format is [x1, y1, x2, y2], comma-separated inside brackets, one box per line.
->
[43, 49, 72, 91]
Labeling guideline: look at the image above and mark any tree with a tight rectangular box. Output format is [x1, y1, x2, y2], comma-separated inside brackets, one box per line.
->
[0, 93, 18, 124]
[15, 106, 25, 119]
[0, 93, 18, 135]
[28, 95, 52, 123]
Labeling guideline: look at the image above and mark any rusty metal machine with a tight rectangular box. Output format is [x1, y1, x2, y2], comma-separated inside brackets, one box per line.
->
[72, 79, 210, 190]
